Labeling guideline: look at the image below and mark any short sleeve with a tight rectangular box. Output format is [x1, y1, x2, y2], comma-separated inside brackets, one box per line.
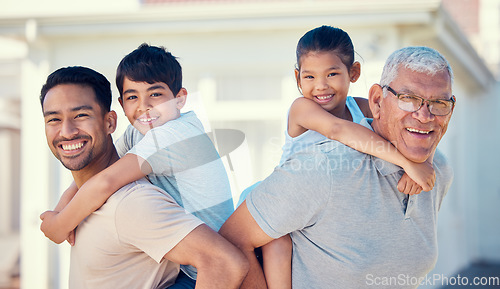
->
[114, 184, 204, 263]
[115, 124, 137, 158]
[246, 153, 332, 239]
[128, 122, 219, 176]
[433, 149, 454, 211]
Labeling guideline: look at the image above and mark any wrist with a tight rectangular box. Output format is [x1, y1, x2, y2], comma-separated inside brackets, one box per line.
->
[399, 158, 413, 170]
[55, 211, 72, 233]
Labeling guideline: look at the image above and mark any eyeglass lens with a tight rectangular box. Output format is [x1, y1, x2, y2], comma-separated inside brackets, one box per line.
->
[398, 95, 452, 115]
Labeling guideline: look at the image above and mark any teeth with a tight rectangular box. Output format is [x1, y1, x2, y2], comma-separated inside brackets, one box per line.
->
[317, 95, 332, 100]
[407, 128, 430, 134]
[139, 117, 157, 122]
[62, 142, 84, 151]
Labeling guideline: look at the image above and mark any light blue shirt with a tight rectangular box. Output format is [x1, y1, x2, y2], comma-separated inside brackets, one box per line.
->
[115, 111, 234, 280]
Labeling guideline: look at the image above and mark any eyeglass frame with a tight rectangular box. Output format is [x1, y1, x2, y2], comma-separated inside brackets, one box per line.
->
[383, 85, 456, 116]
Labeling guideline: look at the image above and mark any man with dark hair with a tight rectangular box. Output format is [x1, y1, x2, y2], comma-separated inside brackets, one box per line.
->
[40, 66, 247, 289]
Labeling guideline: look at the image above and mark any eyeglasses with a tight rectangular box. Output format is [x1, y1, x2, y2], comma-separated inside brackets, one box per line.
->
[383, 85, 455, 116]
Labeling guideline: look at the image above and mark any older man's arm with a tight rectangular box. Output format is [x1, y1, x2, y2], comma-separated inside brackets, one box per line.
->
[163, 224, 249, 289]
[219, 200, 275, 289]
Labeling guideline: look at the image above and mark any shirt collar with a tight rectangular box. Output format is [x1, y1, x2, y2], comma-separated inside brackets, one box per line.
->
[360, 118, 404, 177]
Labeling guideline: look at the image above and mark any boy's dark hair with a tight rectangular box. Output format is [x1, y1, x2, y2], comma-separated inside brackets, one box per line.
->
[40, 66, 112, 112]
[296, 25, 355, 70]
[116, 43, 182, 98]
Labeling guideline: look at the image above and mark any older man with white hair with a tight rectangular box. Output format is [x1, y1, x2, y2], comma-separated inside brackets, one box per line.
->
[220, 46, 456, 289]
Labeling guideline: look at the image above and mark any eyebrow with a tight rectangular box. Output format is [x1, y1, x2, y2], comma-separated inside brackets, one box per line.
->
[399, 89, 451, 100]
[147, 84, 166, 91]
[123, 84, 167, 95]
[301, 66, 342, 74]
[43, 105, 94, 117]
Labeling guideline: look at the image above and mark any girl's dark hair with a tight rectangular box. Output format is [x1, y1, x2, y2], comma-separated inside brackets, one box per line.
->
[40, 66, 112, 112]
[296, 25, 355, 70]
[116, 43, 182, 98]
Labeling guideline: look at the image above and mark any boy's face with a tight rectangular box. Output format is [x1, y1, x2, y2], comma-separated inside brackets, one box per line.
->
[119, 77, 186, 134]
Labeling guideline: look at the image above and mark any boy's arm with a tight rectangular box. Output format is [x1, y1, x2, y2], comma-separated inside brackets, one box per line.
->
[219, 201, 273, 289]
[53, 181, 78, 212]
[40, 153, 152, 244]
[164, 224, 249, 289]
[289, 97, 435, 191]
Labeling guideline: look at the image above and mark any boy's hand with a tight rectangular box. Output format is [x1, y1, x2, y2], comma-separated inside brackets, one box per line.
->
[67, 229, 76, 246]
[397, 173, 424, 195]
[402, 160, 435, 192]
[40, 210, 70, 244]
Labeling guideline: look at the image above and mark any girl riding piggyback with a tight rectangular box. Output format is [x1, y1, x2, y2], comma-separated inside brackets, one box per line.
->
[238, 25, 436, 289]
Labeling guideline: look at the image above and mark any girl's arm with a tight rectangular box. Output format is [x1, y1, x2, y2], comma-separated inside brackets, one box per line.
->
[288, 97, 435, 191]
[40, 153, 152, 244]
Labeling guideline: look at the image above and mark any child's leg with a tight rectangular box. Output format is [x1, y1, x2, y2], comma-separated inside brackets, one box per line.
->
[261, 234, 292, 289]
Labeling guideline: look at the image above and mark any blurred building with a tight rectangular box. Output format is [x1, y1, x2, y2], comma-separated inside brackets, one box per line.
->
[0, 0, 499, 288]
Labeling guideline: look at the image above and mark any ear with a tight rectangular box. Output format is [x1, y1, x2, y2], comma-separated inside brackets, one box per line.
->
[368, 84, 383, 119]
[294, 68, 303, 94]
[105, 110, 118, 135]
[349, 61, 361, 83]
[118, 97, 124, 109]
[450, 95, 456, 114]
[175, 88, 188, 110]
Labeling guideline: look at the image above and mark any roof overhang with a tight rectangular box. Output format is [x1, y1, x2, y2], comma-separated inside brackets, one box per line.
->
[0, 0, 494, 88]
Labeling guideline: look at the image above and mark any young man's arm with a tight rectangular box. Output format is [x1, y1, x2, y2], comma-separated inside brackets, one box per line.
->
[164, 224, 249, 289]
[219, 200, 274, 289]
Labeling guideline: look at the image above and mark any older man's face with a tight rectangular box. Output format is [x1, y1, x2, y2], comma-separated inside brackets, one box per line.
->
[370, 67, 454, 163]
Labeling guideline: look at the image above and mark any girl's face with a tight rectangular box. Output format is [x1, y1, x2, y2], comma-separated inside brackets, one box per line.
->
[295, 51, 359, 114]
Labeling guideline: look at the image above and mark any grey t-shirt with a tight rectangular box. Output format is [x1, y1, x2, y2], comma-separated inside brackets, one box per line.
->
[246, 119, 453, 289]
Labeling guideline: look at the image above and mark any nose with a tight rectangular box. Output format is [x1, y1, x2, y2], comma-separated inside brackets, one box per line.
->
[315, 77, 329, 90]
[138, 97, 152, 112]
[60, 119, 79, 139]
[412, 101, 435, 123]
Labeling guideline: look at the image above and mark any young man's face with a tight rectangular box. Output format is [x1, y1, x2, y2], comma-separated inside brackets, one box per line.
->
[43, 84, 116, 171]
[119, 77, 187, 135]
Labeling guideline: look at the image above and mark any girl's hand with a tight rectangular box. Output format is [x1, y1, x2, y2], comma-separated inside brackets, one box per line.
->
[40, 210, 70, 244]
[402, 160, 435, 192]
[397, 172, 424, 195]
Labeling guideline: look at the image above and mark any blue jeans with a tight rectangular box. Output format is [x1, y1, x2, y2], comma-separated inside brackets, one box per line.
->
[167, 271, 196, 289]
